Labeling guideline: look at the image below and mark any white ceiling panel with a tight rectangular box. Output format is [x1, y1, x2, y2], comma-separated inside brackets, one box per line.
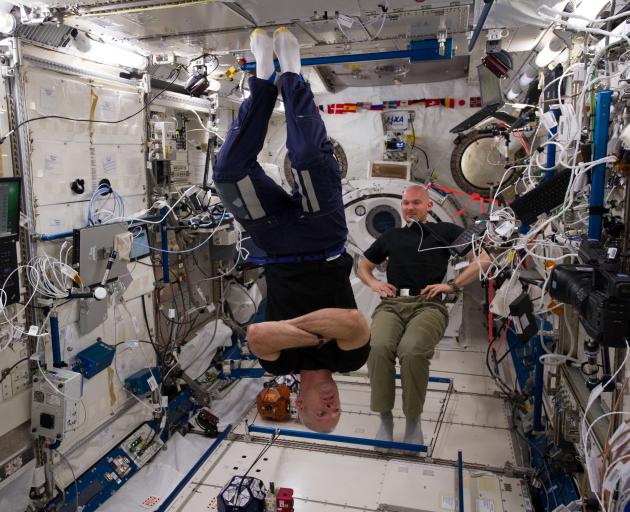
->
[235, 0, 472, 25]
[134, 24, 313, 56]
[80, 2, 251, 40]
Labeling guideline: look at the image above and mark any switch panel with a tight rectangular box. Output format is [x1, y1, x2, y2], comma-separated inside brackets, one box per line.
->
[31, 368, 83, 440]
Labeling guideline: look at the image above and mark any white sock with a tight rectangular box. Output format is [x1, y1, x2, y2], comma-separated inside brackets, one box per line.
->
[375, 411, 394, 442]
[403, 416, 424, 446]
[273, 27, 301, 75]
[250, 29, 275, 80]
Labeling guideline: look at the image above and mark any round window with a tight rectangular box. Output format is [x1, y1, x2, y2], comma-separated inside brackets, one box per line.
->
[365, 205, 401, 239]
[283, 137, 348, 187]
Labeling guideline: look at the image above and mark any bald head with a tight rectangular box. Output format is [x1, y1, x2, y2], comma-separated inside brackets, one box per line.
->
[401, 185, 432, 223]
[297, 371, 341, 433]
[403, 185, 429, 201]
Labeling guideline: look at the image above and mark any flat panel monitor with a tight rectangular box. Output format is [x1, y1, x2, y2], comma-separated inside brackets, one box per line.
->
[130, 225, 152, 261]
[0, 177, 21, 240]
[478, 64, 502, 107]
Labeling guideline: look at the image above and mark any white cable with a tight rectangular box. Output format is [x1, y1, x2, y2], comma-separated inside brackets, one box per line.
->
[112, 304, 161, 414]
[600, 453, 630, 510]
[335, 16, 352, 41]
[186, 108, 225, 142]
[538, 4, 630, 24]
[106, 186, 195, 226]
[199, 228, 248, 281]
[88, 184, 125, 226]
[139, 210, 227, 254]
[581, 340, 630, 510]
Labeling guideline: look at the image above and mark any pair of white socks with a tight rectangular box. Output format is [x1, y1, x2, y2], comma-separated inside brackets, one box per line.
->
[250, 27, 301, 81]
[376, 411, 424, 446]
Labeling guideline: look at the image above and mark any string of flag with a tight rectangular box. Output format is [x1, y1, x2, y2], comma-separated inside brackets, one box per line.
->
[426, 182, 500, 216]
[320, 97, 482, 114]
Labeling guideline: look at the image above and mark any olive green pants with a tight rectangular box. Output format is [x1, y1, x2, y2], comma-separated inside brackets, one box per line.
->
[367, 296, 449, 418]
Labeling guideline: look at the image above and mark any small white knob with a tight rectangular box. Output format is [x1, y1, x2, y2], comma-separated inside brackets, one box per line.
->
[93, 287, 108, 301]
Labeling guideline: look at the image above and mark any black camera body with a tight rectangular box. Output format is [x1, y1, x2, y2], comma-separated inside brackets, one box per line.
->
[549, 241, 630, 347]
[184, 64, 209, 97]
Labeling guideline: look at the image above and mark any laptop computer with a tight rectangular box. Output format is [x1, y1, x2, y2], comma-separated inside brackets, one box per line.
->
[0, 177, 21, 306]
[449, 64, 516, 134]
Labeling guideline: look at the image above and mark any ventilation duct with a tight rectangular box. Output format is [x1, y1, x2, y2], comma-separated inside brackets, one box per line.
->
[16, 23, 74, 48]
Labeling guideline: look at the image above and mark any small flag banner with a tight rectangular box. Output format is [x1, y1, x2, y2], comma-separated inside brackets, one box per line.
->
[319, 97, 482, 114]
[426, 182, 500, 216]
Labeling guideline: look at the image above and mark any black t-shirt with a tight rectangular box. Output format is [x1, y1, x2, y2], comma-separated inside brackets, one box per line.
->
[259, 339, 371, 375]
[364, 222, 465, 295]
[259, 251, 370, 374]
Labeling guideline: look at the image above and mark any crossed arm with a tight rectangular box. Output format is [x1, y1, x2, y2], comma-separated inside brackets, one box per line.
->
[357, 249, 492, 299]
[247, 308, 370, 361]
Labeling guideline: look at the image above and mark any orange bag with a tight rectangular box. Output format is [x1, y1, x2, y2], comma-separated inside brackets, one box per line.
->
[256, 384, 291, 421]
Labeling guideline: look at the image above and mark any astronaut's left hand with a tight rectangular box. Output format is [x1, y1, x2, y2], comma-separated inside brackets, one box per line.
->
[421, 283, 454, 299]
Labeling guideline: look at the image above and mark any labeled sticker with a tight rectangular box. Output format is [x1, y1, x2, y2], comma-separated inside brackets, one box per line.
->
[141, 495, 161, 508]
[441, 495, 457, 510]
[47, 394, 61, 406]
[477, 499, 495, 512]
[102, 155, 117, 174]
[100, 98, 115, 114]
[147, 375, 158, 392]
[39, 87, 57, 112]
[28, 326, 38, 336]
[44, 153, 63, 176]
[512, 316, 523, 334]
[48, 218, 64, 234]
[519, 314, 530, 329]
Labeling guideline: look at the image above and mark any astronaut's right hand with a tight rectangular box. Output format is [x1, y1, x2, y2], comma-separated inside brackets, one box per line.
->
[371, 281, 397, 298]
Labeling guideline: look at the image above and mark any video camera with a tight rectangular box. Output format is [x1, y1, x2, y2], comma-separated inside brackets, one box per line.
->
[549, 240, 630, 348]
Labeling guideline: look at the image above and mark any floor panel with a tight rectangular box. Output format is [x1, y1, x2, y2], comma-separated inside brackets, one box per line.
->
[165, 288, 529, 511]
[167, 441, 530, 512]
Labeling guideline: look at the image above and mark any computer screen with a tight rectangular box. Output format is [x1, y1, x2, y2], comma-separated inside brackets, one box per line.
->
[477, 64, 502, 106]
[130, 225, 152, 261]
[0, 177, 21, 240]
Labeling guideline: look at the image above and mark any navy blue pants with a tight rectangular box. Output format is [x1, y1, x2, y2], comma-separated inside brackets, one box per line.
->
[213, 73, 347, 263]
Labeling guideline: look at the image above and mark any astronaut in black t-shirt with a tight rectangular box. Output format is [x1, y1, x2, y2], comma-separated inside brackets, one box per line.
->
[358, 185, 491, 447]
[214, 28, 370, 433]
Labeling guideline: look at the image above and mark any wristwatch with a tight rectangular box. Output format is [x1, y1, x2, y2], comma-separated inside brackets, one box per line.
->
[447, 279, 462, 293]
[315, 334, 325, 349]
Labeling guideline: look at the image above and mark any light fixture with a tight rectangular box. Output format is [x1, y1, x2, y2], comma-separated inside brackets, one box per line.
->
[506, 83, 521, 101]
[569, 0, 610, 28]
[518, 64, 538, 88]
[0, 1, 15, 35]
[535, 35, 565, 68]
[540, 0, 610, 30]
[206, 78, 221, 92]
[70, 28, 148, 70]
[436, 16, 447, 57]
[70, 28, 91, 53]
[92, 42, 148, 70]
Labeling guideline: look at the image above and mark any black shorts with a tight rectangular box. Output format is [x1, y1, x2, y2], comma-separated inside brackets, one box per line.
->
[264, 251, 356, 321]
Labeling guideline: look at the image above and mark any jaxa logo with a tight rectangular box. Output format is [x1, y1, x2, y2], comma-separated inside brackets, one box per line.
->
[384, 111, 408, 129]
[385, 115, 405, 127]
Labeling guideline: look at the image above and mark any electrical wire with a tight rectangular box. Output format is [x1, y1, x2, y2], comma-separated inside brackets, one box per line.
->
[0, 356, 29, 383]
[138, 210, 227, 254]
[232, 428, 281, 507]
[0, 68, 183, 144]
[55, 449, 79, 512]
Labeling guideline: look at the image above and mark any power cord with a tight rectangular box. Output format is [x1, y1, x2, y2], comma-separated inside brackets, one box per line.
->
[0, 67, 183, 145]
